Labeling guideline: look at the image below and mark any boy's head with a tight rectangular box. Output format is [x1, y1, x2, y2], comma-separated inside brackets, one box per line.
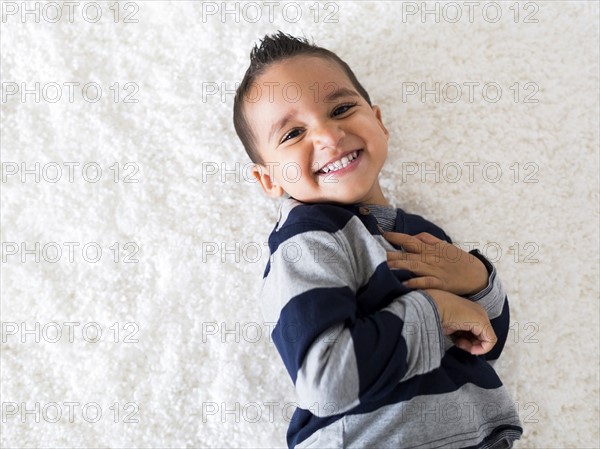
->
[233, 31, 390, 206]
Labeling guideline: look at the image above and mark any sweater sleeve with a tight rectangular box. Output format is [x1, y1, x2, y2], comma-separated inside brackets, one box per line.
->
[260, 218, 445, 418]
[466, 249, 511, 362]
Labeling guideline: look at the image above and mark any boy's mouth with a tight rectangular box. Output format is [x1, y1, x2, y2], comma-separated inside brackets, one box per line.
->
[315, 150, 362, 175]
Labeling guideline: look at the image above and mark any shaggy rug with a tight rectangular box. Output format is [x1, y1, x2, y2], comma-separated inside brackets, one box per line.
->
[1, 1, 598, 447]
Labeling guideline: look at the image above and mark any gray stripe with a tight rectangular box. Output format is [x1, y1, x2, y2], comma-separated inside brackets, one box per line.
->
[296, 383, 521, 449]
[296, 323, 361, 416]
[469, 266, 506, 320]
[383, 291, 444, 381]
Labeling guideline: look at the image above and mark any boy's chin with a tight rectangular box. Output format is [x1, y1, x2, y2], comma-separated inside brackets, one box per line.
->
[298, 197, 357, 206]
[284, 189, 367, 205]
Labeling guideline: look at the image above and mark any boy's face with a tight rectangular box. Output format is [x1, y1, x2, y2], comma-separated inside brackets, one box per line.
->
[246, 55, 389, 205]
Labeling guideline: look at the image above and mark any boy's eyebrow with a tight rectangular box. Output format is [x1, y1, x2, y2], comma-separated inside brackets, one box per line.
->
[269, 110, 296, 144]
[324, 86, 360, 102]
[268, 87, 360, 143]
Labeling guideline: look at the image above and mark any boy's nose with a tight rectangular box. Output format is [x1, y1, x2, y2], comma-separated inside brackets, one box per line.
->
[312, 122, 345, 151]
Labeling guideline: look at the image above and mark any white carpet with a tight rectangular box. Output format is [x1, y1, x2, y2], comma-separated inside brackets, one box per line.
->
[1, 1, 598, 447]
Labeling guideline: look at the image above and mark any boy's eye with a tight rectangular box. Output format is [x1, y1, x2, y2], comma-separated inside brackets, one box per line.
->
[332, 103, 357, 116]
[278, 103, 357, 144]
[281, 128, 303, 143]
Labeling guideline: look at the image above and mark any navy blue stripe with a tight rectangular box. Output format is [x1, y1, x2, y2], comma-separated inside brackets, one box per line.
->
[268, 203, 355, 255]
[484, 297, 510, 362]
[350, 311, 409, 403]
[272, 286, 356, 384]
[395, 209, 453, 243]
[262, 221, 278, 279]
[359, 347, 505, 409]
[356, 262, 416, 317]
[287, 408, 340, 449]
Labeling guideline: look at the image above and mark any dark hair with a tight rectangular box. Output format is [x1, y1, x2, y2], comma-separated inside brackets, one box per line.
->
[233, 30, 372, 164]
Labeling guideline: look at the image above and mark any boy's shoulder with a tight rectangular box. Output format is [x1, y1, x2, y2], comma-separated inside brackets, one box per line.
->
[261, 197, 368, 284]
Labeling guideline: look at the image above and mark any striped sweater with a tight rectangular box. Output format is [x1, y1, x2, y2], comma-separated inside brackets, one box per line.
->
[259, 197, 522, 449]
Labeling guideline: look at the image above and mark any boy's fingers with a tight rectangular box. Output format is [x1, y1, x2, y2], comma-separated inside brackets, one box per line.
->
[468, 339, 496, 356]
[382, 232, 425, 253]
[386, 251, 424, 263]
[402, 276, 439, 290]
[386, 256, 427, 274]
[468, 325, 497, 355]
[444, 319, 497, 355]
[451, 335, 476, 353]
[454, 338, 486, 355]
[386, 250, 409, 260]
[451, 331, 496, 355]
[413, 232, 442, 245]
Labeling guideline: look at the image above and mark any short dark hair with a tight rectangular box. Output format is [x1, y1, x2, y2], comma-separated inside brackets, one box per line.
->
[233, 30, 372, 165]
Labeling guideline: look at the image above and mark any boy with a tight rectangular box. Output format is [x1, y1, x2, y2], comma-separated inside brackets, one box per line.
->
[233, 31, 522, 448]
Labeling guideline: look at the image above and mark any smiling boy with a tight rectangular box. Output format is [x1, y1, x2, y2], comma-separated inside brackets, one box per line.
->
[233, 31, 522, 448]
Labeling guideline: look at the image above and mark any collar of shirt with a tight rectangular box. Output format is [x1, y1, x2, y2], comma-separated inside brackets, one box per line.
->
[359, 203, 397, 232]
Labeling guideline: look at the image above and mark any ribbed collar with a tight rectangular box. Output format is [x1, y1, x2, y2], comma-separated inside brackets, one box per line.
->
[360, 203, 397, 232]
[278, 197, 398, 233]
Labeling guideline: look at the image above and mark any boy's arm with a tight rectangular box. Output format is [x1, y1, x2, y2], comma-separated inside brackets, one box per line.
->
[384, 215, 511, 361]
[261, 221, 446, 418]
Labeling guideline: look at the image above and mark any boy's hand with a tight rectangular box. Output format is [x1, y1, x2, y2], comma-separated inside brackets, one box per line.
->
[424, 289, 497, 355]
[384, 232, 488, 296]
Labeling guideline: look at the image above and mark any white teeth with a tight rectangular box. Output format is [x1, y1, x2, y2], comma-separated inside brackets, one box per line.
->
[318, 151, 359, 174]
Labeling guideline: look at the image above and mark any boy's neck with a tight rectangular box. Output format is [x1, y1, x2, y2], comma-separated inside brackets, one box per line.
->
[358, 183, 390, 207]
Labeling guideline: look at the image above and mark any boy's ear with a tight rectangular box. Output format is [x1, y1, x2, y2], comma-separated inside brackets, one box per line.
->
[251, 164, 285, 198]
[371, 105, 389, 139]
